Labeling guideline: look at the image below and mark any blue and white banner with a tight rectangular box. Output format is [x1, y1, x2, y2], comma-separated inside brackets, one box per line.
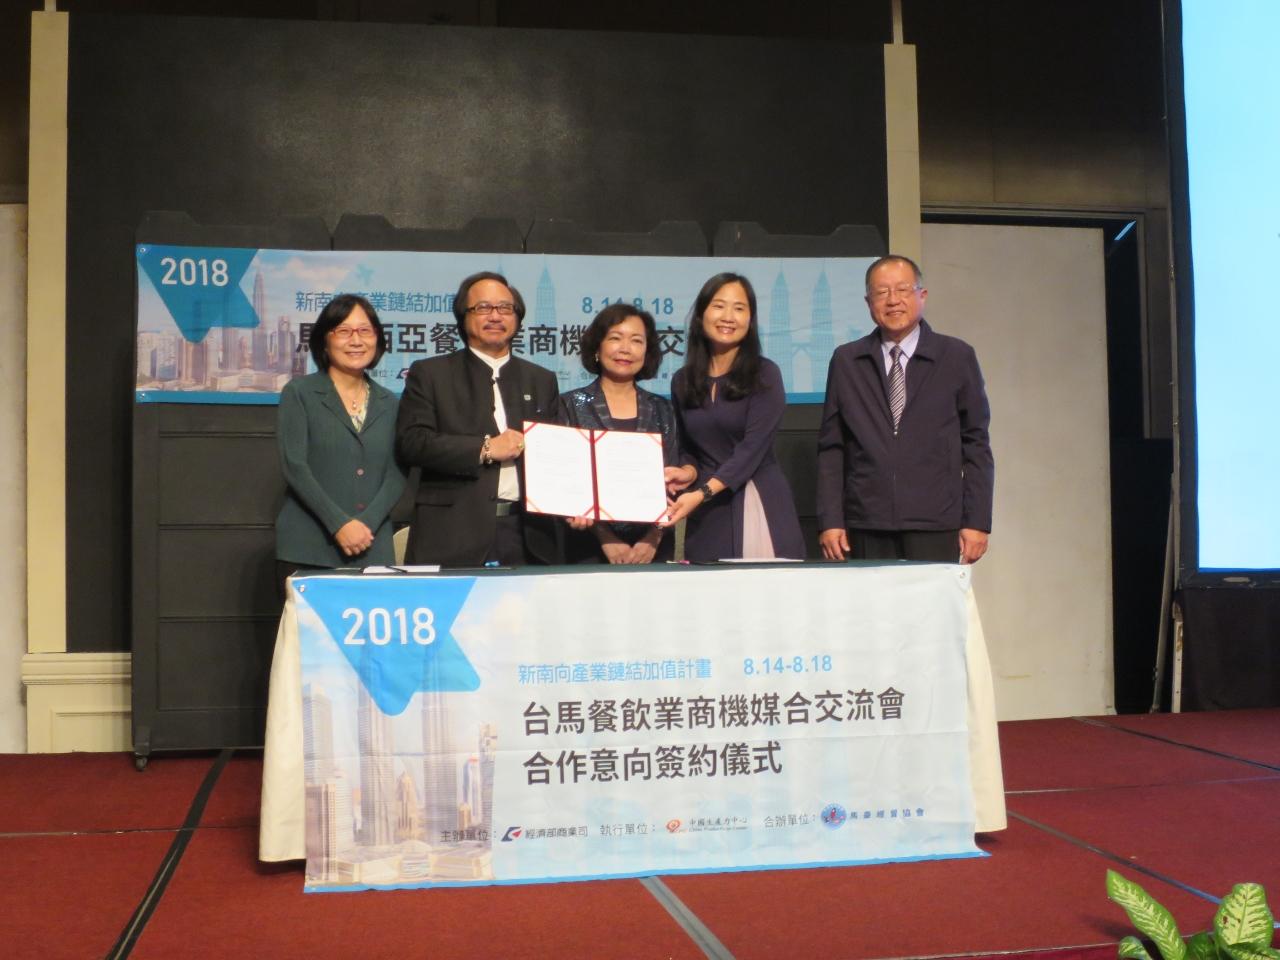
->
[134, 245, 876, 405]
[293, 564, 980, 891]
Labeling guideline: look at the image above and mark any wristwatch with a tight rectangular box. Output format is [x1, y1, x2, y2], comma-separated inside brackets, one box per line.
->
[698, 482, 715, 502]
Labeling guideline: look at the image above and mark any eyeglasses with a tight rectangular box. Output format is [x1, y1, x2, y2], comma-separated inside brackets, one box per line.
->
[329, 325, 377, 341]
[466, 301, 517, 317]
[868, 284, 921, 302]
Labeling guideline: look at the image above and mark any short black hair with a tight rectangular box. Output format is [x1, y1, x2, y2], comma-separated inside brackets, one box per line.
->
[452, 271, 526, 345]
[580, 302, 662, 380]
[864, 254, 924, 291]
[309, 294, 386, 371]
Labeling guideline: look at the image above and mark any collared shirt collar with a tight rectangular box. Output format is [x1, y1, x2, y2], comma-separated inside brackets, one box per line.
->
[879, 322, 922, 365]
[468, 346, 511, 374]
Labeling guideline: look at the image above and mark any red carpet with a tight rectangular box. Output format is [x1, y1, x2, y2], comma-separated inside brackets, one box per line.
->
[131, 826, 708, 960]
[198, 751, 263, 828]
[999, 717, 1269, 792]
[661, 817, 1214, 960]
[979, 949, 1123, 960]
[0, 831, 175, 960]
[1099, 709, 1280, 767]
[6, 709, 1280, 959]
[0, 752, 214, 833]
[1008, 778, 1280, 901]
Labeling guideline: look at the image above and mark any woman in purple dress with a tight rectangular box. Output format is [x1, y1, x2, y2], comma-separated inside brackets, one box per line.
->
[662, 273, 805, 560]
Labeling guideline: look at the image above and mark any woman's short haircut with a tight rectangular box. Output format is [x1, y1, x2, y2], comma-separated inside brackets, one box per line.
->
[309, 293, 386, 371]
[579, 302, 662, 380]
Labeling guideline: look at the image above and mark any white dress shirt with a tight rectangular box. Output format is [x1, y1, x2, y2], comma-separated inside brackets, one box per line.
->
[469, 347, 521, 503]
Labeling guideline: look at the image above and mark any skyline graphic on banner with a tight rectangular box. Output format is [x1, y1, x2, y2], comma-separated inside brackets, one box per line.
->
[135, 247, 876, 404]
[301, 679, 500, 885]
[291, 567, 981, 892]
[295, 579, 508, 887]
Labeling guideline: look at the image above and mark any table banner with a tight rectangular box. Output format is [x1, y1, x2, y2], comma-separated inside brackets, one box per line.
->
[134, 246, 877, 405]
[293, 564, 980, 892]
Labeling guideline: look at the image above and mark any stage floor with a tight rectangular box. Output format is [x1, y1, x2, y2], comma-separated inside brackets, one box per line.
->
[3, 710, 1277, 960]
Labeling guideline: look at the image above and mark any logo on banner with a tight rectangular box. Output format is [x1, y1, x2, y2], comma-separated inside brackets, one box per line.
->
[501, 827, 523, 842]
[296, 576, 480, 715]
[820, 804, 848, 829]
[137, 245, 262, 343]
[666, 819, 682, 833]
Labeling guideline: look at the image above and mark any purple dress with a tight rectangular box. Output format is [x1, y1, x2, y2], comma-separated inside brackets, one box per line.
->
[672, 358, 805, 560]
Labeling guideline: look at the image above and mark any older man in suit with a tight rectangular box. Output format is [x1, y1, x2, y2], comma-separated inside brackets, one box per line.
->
[396, 271, 560, 566]
[817, 255, 993, 563]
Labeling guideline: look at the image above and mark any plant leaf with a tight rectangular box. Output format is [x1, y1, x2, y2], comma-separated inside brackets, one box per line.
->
[1187, 932, 1218, 960]
[1107, 870, 1189, 960]
[1120, 936, 1156, 960]
[1215, 884, 1274, 949]
[1217, 944, 1280, 960]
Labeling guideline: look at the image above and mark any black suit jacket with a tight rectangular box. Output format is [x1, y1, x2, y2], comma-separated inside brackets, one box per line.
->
[396, 348, 560, 565]
[816, 319, 993, 533]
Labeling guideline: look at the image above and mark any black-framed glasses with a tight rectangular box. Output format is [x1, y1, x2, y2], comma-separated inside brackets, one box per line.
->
[466, 301, 517, 317]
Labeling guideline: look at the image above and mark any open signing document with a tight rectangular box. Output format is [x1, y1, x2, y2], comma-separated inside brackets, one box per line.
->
[522, 421, 666, 523]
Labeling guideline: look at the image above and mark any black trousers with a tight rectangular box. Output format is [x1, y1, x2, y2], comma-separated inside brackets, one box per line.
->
[847, 528, 960, 563]
[484, 513, 531, 567]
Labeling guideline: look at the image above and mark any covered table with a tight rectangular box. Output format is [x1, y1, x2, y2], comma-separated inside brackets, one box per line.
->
[259, 562, 1006, 887]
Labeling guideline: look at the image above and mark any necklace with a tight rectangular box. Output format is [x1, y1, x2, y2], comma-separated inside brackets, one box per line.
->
[340, 381, 368, 413]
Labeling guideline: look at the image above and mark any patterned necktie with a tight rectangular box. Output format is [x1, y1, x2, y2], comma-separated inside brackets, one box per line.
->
[888, 344, 906, 432]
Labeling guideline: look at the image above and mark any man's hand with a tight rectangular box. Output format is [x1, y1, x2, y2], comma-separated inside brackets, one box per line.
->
[488, 428, 526, 463]
[335, 519, 374, 557]
[819, 528, 849, 561]
[959, 528, 989, 564]
[566, 514, 594, 531]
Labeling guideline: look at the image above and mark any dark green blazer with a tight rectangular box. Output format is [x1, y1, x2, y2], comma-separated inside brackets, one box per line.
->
[275, 372, 405, 567]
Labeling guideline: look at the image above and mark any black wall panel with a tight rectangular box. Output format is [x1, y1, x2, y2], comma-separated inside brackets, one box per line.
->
[156, 529, 279, 618]
[157, 436, 281, 525]
[132, 402, 283, 757]
[68, 13, 888, 654]
[155, 621, 276, 713]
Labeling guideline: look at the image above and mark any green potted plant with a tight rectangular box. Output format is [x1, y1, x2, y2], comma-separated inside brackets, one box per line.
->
[1106, 869, 1276, 960]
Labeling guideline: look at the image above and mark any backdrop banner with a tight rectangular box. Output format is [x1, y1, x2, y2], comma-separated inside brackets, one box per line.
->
[292, 564, 980, 892]
[134, 245, 877, 405]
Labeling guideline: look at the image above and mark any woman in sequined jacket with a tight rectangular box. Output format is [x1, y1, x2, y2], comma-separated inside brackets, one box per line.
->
[555, 303, 680, 563]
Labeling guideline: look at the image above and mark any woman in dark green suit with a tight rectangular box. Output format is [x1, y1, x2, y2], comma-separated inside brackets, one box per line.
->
[275, 294, 404, 594]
